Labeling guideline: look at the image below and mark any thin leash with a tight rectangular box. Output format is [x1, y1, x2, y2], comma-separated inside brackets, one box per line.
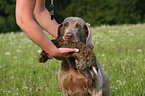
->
[50, 0, 54, 20]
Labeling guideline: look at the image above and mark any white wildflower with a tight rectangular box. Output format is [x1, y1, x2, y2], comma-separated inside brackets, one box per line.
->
[37, 50, 42, 53]
[110, 39, 115, 42]
[3, 90, 7, 92]
[95, 41, 99, 44]
[18, 45, 22, 48]
[28, 45, 32, 47]
[23, 87, 29, 89]
[102, 54, 105, 57]
[5, 52, 11, 55]
[137, 49, 142, 52]
[10, 32, 14, 35]
[13, 56, 17, 59]
[16, 50, 21, 52]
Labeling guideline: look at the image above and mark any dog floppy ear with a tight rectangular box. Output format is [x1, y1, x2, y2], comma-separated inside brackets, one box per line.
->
[84, 23, 94, 50]
[57, 24, 64, 37]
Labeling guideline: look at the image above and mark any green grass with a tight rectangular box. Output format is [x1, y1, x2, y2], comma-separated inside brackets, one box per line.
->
[0, 24, 145, 96]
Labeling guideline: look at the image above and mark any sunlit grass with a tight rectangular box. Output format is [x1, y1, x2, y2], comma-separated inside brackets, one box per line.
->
[0, 24, 145, 96]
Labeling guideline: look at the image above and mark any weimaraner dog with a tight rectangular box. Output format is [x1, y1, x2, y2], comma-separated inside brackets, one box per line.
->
[57, 17, 111, 96]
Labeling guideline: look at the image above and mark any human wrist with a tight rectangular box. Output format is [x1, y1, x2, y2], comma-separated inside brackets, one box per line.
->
[45, 47, 59, 57]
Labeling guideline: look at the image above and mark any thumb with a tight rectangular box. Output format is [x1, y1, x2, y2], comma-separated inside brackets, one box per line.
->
[59, 48, 79, 53]
[68, 48, 79, 53]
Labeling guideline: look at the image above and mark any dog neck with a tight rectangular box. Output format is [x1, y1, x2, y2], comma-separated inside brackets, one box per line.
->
[66, 57, 76, 69]
[60, 57, 77, 71]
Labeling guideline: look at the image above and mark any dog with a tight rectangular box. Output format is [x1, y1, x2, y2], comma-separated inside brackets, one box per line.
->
[56, 17, 111, 96]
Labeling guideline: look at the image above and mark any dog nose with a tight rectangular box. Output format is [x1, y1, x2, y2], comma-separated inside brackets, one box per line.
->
[66, 33, 73, 39]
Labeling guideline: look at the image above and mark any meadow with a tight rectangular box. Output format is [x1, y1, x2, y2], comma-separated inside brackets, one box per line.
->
[0, 24, 145, 96]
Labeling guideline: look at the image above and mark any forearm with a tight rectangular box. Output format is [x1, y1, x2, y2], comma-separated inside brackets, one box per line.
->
[34, 6, 58, 38]
[17, 18, 58, 56]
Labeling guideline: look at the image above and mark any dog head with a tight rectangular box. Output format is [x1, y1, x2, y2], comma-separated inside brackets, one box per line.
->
[58, 17, 94, 49]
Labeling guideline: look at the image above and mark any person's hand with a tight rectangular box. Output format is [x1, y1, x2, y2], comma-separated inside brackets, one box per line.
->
[52, 48, 79, 60]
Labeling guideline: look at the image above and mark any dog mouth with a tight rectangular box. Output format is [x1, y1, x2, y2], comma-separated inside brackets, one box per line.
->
[62, 33, 79, 42]
[62, 36, 75, 42]
[62, 35, 79, 42]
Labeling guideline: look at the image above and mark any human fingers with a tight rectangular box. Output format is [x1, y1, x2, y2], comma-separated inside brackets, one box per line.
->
[58, 48, 79, 54]
[53, 48, 79, 60]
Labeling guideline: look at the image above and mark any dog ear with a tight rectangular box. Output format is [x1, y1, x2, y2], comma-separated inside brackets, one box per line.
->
[57, 24, 64, 37]
[84, 23, 94, 50]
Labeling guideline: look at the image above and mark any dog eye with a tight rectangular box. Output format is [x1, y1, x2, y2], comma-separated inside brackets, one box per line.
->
[75, 23, 81, 29]
[64, 22, 69, 27]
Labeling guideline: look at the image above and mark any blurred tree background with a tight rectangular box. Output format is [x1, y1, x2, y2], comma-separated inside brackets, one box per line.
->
[0, 0, 145, 33]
